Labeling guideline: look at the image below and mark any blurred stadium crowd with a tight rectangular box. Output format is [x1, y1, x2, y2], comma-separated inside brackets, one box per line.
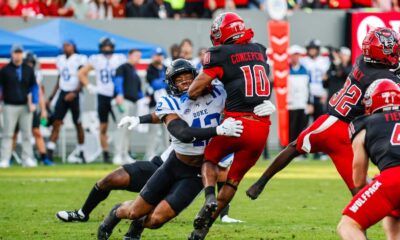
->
[0, 0, 398, 19]
[0, 35, 352, 168]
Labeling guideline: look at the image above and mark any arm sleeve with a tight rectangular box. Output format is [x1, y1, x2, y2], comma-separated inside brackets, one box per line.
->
[349, 116, 367, 142]
[30, 83, 39, 104]
[167, 118, 217, 143]
[114, 65, 124, 96]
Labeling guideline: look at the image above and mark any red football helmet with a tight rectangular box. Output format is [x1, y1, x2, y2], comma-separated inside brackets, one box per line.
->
[362, 27, 400, 67]
[364, 79, 400, 114]
[210, 12, 247, 46]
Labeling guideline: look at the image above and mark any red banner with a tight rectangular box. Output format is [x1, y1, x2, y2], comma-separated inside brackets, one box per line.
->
[268, 21, 289, 146]
[351, 12, 400, 63]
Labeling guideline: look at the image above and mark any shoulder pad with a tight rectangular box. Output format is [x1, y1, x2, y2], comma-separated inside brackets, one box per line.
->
[154, 95, 181, 120]
[349, 115, 368, 142]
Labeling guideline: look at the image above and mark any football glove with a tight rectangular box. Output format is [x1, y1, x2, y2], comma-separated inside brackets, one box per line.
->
[253, 100, 276, 116]
[216, 117, 243, 137]
[118, 116, 140, 130]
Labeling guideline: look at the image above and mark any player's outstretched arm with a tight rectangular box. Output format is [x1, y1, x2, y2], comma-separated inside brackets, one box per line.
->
[246, 142, 300, 200]
[163, 115, 243, 143]
[118, 112, 161, 130]
[188, 72, 214, 100]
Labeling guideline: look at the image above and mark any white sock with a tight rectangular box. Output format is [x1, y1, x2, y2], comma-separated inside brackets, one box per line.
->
[47, 141, 56, 150]
[78, 209, 85, 217]
[77, 144, 84, 152]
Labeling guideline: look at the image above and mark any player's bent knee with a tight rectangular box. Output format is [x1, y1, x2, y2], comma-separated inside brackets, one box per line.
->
[97, 168, 128, 190]
[147, 214, 168, 229]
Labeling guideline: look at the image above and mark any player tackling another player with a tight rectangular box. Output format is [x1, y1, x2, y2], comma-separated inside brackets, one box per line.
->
[337, 79, 400, 240]
[187, 12, 273, 240]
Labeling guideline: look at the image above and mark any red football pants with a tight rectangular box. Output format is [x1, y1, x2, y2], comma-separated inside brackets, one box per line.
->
[205, 114, 270, 182]
[296, 114, 355, 190]
[343, 166, 400, 229]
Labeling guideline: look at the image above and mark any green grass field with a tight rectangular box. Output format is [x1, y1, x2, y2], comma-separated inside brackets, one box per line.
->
[0, 158, 384, 240]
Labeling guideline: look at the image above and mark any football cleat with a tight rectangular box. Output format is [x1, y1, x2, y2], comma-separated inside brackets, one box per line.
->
[43, 158, 54, 166]
[56, 209, 88, 222]
[246, 182, 265, 200]
[97, 224, 112, 240]
[123, 218, 144, 240]
[221, 215, 243, 223]
[188, 227, 210, 240]
[193, 195, 217, 230]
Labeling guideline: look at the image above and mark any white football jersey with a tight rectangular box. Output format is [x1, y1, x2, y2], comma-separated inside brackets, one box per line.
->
[300, 56, 330, 97]
[88, 53, 126, 97]
[155, 85, 226, 156]
[56, 54, 88, 92]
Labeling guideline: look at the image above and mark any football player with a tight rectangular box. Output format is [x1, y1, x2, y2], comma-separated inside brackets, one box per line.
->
[247, 27, 400, 201]
[97, 59, 247, 240]
[337, 79, 400, 240]
[47, 40, 87, 163]
[187, 12, 274, 240]
[78, 37, 127, 164]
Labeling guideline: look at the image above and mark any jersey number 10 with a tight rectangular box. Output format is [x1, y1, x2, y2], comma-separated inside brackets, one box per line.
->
[240, 65, 270, 97]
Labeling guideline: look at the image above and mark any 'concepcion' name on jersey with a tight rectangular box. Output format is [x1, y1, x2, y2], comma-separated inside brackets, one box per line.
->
[328, 55, 400, 122]
[56, 53, 88, 92]
[202, 43, 271, 113]
[155, 84, 227, 156]
[88, 53, 127, 97]
[349, 110, 400, 172]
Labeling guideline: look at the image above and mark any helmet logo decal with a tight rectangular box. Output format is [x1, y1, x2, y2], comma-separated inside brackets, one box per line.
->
[212, 14, 225, 39]
[375, 29, 395, 55]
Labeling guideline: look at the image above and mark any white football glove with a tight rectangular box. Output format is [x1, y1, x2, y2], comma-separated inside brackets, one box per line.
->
[216, 117, 243, 137]
[118, 116, 140, 130]
[254, 100, 276, 116]
[86, 83, 97, 94]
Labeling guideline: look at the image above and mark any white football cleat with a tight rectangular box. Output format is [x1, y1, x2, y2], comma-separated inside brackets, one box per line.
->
[112, 154, 124, 165]
[0, 160, 10, 168]
[22, 158, 37, 167]
[221, 215, 243, 223]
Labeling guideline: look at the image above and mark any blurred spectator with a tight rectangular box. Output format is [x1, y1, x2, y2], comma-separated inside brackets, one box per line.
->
[21, 0, 43, 18]
[111, 0, 126, 17]
[287, 45, 312, 143]
[88, 0, 113, 19]
[113, 49, 143, 163]
[146, 47, 167, 105]
[0, 45, 39, 168]
[125, 0, 144, 17]
[164, 0, 184, 17]
[183, 0, 204, 17]
[323, 47, 352, 100]
[328, 0, 351, 8]
[59, 0, 89, 19]
[1, 0, 23, 16]
[164, 43, 180, 66]
[179, 38, 194, 62]
[300, 39, 330, 160]
[193, 47, 207, 71]
[141, 0, 174, 18]
[39, 0, 65, 16]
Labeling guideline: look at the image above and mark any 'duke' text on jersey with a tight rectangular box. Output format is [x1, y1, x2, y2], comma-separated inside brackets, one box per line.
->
[193, 109, 209, 118]
[230, 52, 266, 64]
